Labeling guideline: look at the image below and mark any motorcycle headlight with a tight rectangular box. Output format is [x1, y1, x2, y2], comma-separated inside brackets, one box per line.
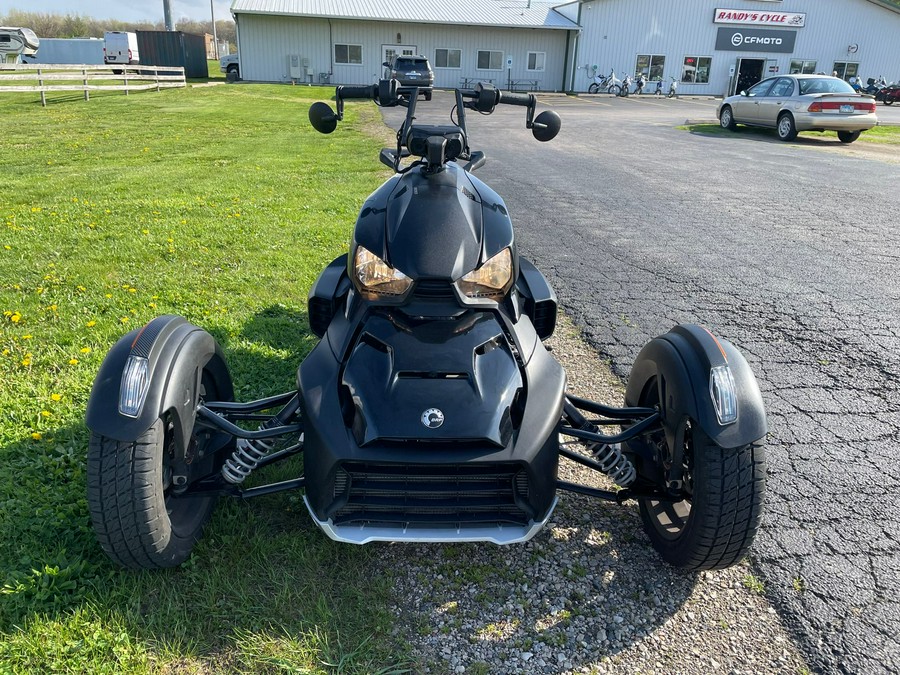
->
[457, 248, 513, 299]
[353, 245, 412, 296]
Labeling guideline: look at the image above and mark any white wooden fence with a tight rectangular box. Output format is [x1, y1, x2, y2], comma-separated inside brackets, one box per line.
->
[0, 63, 186, 106]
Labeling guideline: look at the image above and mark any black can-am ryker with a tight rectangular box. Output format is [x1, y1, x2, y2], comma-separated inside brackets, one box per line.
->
[85, 81, 767, 572]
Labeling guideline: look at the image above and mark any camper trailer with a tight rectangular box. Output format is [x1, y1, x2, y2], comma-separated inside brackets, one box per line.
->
[0, 27, 39, 63]
[103, 31, 139, 65]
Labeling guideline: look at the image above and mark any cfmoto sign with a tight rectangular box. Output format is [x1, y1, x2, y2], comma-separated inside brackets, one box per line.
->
[716, 27, 796, 53]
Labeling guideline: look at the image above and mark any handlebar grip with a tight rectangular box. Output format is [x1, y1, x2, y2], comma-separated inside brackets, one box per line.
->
[337, 84, 377, 100]
[498, 90, 533, 107]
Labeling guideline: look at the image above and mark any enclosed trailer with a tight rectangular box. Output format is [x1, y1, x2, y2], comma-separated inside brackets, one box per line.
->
[20, 37, 104, 65]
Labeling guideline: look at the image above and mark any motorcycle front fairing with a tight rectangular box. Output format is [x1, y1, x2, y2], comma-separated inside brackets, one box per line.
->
[299, 161, 565, 544]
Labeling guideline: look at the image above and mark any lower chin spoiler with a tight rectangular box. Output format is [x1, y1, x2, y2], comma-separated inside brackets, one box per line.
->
[303, 495, 558, 545]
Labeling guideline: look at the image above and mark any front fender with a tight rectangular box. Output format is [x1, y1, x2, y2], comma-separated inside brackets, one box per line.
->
[85, 315, 233, 450]
[625, 324, 767, 449]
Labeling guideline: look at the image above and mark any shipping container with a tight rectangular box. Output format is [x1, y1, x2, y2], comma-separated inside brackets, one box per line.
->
[135, 30, 208, 78]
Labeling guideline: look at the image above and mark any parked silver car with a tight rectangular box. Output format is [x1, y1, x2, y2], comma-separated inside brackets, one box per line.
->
[717, 74, 878, 143]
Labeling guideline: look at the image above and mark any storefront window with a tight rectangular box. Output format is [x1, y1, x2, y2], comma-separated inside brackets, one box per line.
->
[477, 50, 503, 70]
[832, 62, 859, 80]
[789, 60, 817, 74]
[635, 54, 666, 81]
[334, 44, 362, 65]
[434, 48, 461, 69]
[681, 56, 711, 84]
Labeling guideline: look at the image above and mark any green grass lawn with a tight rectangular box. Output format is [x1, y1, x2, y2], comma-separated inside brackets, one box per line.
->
[681, 121, 900, 144]
[0, 83, 407, 672]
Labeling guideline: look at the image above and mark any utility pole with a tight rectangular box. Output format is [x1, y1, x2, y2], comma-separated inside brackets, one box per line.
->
[210, 0, 219, 58]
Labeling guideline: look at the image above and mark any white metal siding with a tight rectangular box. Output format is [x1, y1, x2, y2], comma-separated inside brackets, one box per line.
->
[575, 0, 900, 94]
[237, 14, 571, 90]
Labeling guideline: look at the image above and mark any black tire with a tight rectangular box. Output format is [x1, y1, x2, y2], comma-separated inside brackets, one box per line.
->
[424, 90, 432, 101]
[88, 417, 217, 569]
[884, 98, 894, 106]
[634, 379, 766, 571]
[719, 105, 738, 131]
[837, 130, 861, 144]
[607, 84, 621, 96]
[588, 83, 600, 94]
[777, 112, 798, 141]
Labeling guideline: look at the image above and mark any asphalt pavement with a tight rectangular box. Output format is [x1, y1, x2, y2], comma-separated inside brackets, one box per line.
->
[380, 91, 900, 674]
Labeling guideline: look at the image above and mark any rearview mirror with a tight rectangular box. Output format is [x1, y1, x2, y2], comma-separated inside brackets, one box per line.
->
[382, 61, 391, 68]
[532, 110, 561, 142]
[309, 101, 338, 134]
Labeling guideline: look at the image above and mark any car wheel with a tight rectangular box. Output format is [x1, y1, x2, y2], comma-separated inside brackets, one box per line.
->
[87, 417, 218, 569]
[885, 98, 894, 106]
[607, 84, 621, 96]
[837, 130, 861, 143]
[424, 90, 432, 101]
[777, 113, 798, 141]
[588, 83, 600, 94]
[719, 105, 738, 131]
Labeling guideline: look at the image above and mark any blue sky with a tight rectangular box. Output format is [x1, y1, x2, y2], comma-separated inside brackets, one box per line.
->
[0, 0, 234, 23]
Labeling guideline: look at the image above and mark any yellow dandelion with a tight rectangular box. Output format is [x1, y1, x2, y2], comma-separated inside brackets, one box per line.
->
[21, 356, 32, 366]
[3, 245, 10, 250]
[141, 229, 149, 235]
[80, 347, 91, 354]
[31, 207, 41, 213]
[120, 317, 129, 324]
[76, 285, 86, 292]
[167, 238, 174, 244]
[51, 393, 62, 401]
[31, 432, 42, 441]
[48, 305, 57, 312]
[68, 358, 78, 365]
[23, 334, 33, 340]
[128, 288, 137, 294]
[41, 410, 51, 418]
[86, 320, 96, 327]
[148, 302, 157, 309]
[2, 349, 9, 356]
[10, 312, 21, 323]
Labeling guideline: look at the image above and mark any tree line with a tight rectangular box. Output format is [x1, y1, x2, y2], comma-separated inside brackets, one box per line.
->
[0, 9, 236, 51]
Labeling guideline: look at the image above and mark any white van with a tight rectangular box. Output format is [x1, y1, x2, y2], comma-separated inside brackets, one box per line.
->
[104, 31, 139, 65]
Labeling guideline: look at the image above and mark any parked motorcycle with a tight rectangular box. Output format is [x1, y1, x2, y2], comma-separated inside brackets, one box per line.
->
[667, 77, 678, 98]
[619, 73, 633, 97]
[589, 68, 623, 96]
[634, 73, 647, 95]
[864, 76, 887, 95]
[876, 81, 899, 105]
[85, 80, 767, 574]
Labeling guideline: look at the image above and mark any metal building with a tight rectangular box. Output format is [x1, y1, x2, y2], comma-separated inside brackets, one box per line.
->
[230, 0, 900, 94]
[230, 0, 578, 90]
[570, 0, 900, 95]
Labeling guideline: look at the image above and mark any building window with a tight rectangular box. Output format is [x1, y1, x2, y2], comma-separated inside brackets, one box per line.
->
[527, 52, 546, 72]
[832, 62, 859, 80]
[334, 44, 362, 65]
[789, 60, 817, 74]
[635, 54, 666, 81]
[477, 50, 503, 70]
[434, 48, 461, 69]
[681, 56, 711, 84]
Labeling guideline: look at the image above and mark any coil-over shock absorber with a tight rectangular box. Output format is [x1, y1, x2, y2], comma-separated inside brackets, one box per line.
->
[221, 396, 301, 485]
[563, 400, 636, 487]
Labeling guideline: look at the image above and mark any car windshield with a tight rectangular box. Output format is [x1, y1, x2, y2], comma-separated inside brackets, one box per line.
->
[395, 59, 429, 72]
[799, 78, 856, 95]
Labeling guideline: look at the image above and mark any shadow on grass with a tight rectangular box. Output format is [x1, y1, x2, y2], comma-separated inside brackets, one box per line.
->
[0, 305, 410, 673]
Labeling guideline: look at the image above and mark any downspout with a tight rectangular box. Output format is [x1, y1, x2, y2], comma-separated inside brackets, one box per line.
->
[568, 1, 584, 92]
[562, 29, 572, 92]
[328, 18, 334, 80]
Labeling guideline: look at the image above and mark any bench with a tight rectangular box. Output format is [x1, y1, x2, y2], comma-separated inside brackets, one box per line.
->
[508, 79, 539, 91]
[459, 77, 493, 88]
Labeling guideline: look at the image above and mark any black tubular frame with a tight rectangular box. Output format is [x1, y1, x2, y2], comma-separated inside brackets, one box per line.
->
[183, 390, 675, 504]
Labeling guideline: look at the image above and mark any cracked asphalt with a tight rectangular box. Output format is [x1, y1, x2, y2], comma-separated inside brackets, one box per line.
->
[481, 94, 899, 674]
[382, 92, 900, 672]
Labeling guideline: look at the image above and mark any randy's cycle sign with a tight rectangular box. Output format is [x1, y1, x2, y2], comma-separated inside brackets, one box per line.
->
[714, 9, 806, 27]
[715, 27, 797, 53]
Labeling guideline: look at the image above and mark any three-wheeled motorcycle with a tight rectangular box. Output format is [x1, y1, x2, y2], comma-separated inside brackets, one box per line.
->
[86, 81, 766, 572]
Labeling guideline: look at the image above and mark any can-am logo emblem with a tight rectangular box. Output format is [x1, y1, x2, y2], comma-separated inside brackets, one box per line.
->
[421, 408, 444, 429]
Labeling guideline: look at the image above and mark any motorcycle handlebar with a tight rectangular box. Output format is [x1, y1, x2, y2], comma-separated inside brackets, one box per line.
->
[498, 90, 533, 107]
[337, 84, 377, 100]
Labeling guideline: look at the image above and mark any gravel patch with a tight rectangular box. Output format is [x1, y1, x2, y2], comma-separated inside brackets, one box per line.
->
[375, 314, 808, 674]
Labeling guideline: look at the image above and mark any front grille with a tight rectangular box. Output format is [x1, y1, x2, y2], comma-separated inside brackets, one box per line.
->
[413, 279, 455, 299]
[331, 462, 532, 527]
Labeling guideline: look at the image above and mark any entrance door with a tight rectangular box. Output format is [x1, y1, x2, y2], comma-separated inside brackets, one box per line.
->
[734, 58, 765, 96]
[382, 44, 417, 76]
